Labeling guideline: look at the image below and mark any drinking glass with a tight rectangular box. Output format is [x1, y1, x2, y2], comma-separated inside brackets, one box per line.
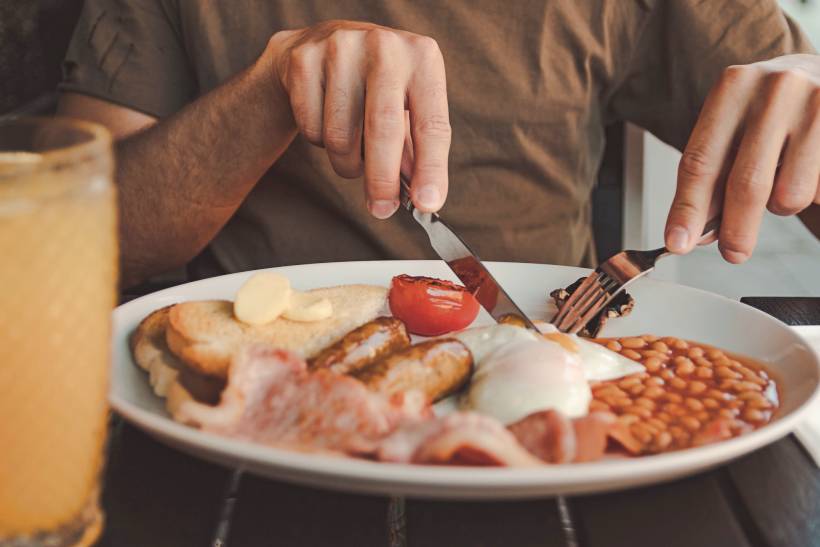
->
[0, 117, 117, 546]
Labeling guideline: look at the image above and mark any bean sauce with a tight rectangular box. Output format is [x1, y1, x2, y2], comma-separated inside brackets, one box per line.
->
[590, 335, 779, 454]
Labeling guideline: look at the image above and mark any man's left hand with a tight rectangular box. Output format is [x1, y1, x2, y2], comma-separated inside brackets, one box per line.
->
[665, 54, 820, 263]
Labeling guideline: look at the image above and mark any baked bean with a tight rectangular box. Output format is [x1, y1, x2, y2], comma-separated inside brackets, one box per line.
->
[651, 341, 670, 353]
[719, 408, 739, 419]
[635, 397, 656, 410]
[706, 349, 724, 359]
[606, 340, 622, 352]
[631, 424, 653, 444]
[629, 385, 645, 396]
[676, 361, 696, 376]
[622, 337, 647, 349]
[654, 431, 673, 450]
[642, 350, 668, 360]
[694, 357, 713, 368]
[618, 376, 642, 389]
[734, 381, 762, 393]
[688, 381, 707, 395]
[673, 339, 689, 350]
[596, 385, 627, 398]
[646, 377, 665, 387]
[644, 357, 663, 372]
[687, 347, 705, 359]
[716, 366, 741, 379]
[727, 399, 744, 410]
[664, 403, 686, 416]
[685, 398, 705, 412]
[625, 405, 652, 419]
[660, 369, 675, 381]
[743, 408, 764, 422]
[746, 397, 772, 410]
[664, 392, 683, 403]
[695, 411, 710, 422]
[622, 349, 642, 361]
[656, 411, 673, 423]
[702, 398, 719, 409]
[589, 400, 610, 412]
[662, 336, 678, 345]
[619, 414, 639, 425]
[643, 386, 665, 399]
[707, 389, 730, 400]
[613, 396, 633, 408]
[647, 417, 667, 431]
[669, 377, 687, 390]
[641, 334, 659, 342]
[680, 416, 701, 431]
[719, 380, 740, 391]
[695, 366, 713, 379]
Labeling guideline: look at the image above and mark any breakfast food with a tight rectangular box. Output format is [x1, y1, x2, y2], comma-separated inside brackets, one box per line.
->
[234, 272, 292, 325]
[165, 284, 387, 378]
[388, 275, 480, 336]
[588, 335, 779, 454]
[130, 271, 781, 469]
[352, 339, 473, 402]
[309, 317, 411, 374]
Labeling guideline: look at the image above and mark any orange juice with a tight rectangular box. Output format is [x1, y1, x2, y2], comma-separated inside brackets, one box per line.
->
[0, 119, 116, 545]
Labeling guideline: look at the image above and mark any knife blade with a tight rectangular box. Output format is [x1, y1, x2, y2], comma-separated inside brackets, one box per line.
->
[399, 175, 539, 332]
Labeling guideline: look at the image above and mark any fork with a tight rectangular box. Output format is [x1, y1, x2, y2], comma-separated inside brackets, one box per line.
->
[551, 217, 722, 334]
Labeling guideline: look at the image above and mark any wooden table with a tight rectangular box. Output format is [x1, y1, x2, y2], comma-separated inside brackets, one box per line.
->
[96, 297, 820, 547]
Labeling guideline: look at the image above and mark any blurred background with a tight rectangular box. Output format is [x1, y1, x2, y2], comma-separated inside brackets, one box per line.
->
[1, 0, 818, 298]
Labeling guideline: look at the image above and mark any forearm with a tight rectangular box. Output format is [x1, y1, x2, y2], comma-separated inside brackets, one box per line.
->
[117, 45, 296, 287]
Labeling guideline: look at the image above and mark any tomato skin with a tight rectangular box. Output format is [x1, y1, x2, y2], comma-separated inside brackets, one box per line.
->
[388, 275, 480, 336]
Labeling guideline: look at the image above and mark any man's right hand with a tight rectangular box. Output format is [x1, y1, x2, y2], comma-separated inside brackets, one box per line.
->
[265, 20, 451, 219]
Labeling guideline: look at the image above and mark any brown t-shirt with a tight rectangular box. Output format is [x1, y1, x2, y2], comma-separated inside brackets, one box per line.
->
[60, 0, 814, 274]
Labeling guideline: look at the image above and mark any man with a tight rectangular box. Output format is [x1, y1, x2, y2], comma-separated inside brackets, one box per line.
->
[58, 1, 820, 288]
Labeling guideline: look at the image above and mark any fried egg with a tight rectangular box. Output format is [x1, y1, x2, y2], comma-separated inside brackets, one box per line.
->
[452, 324, 645, 424]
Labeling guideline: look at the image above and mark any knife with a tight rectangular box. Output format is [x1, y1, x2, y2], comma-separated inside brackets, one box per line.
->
[399, 174, 539, 332]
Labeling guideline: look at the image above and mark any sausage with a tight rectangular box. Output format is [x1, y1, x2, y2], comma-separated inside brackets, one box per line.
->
[308, 317, 411, 375]
[352, 339, 473, 402]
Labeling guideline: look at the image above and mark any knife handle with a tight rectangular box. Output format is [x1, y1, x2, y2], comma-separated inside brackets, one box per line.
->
[398, 172, 414, 212]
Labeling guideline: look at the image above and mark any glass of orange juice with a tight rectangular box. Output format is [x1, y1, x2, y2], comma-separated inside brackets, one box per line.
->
[0, 117, 117, 546]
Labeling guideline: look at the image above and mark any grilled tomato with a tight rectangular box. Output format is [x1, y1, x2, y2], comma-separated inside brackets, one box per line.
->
[388, 275, 480, 336]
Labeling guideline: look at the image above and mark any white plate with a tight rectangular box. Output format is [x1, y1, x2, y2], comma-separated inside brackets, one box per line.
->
[110, 261, 820, 499]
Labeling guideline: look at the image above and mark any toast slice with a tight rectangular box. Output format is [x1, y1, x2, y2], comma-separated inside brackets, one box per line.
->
[131, 305, 184, 396]
[166, 284, 388, 379]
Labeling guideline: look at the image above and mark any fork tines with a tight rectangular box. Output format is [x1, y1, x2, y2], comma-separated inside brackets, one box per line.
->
[552, 270, 620, 334]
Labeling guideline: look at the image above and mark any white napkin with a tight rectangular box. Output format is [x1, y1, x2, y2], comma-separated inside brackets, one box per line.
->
[793, 325, 820, 467]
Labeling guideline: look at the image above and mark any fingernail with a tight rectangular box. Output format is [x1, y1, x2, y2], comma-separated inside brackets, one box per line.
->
[416, 185, 442, 211]
[666, 225, 690, 253]
[369, 199, 399, 219]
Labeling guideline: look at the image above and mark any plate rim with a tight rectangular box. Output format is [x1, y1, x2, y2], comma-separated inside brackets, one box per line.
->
[110, 260, 820, 495]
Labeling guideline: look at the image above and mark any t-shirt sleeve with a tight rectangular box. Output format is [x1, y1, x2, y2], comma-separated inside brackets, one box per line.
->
[59, 0, 195, 118]
[608, 0, 817, 151]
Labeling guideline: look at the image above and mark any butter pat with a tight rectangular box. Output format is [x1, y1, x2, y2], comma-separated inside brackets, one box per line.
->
[234, 272, 291, 325]
[283, 291, 333, 322]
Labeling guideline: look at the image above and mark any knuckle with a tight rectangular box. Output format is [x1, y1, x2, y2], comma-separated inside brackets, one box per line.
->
[670, 198, 700, 220]
[730, 163, 770, 202]
[678, 147, 717, 180]
[411, 35, 442, 59]
[718, 64, 755, 88]
[366, 104, 405, 138]
[326, 29, 355, 59]
[366, 28, 401, 51]
[323, 124, 355, 155]
[366, 174, 399, 196]
[414, 114, 452, 140]
[769, 184, 813, 215]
